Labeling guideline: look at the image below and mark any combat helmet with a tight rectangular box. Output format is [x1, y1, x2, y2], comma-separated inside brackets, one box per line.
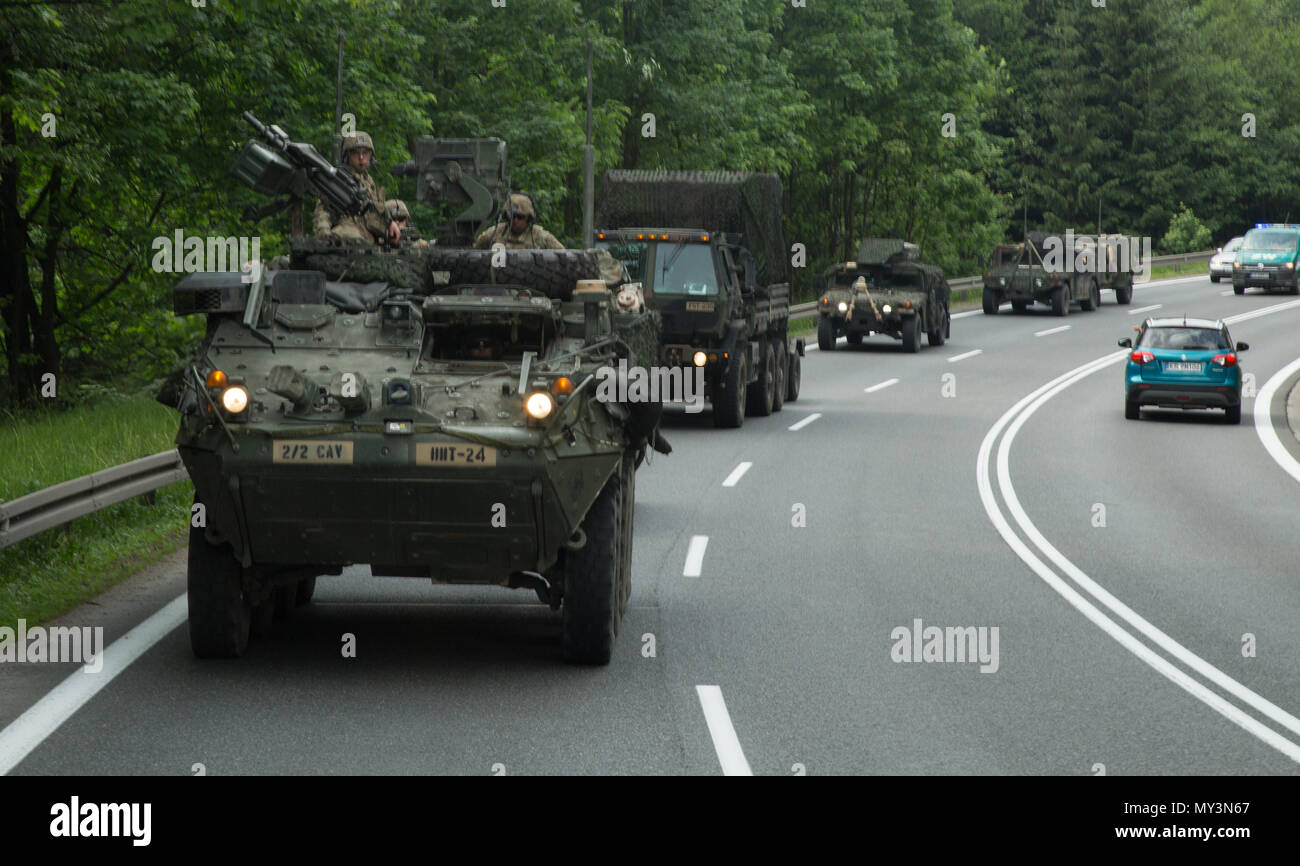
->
[342, 131, 377, 159]
[507, 192, 536, 223]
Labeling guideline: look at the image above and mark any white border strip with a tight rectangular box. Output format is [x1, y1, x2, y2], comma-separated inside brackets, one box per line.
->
[696, 685, 753, 776]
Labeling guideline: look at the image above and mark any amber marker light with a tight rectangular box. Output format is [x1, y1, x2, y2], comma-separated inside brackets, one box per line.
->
[206, 370, 228, 388]
[550, 377, 575, 396]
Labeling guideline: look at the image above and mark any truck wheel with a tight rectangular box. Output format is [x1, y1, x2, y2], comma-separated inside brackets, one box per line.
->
[1080, 278, 1099, 311]
[1051, 285, 1068, 317]
[817, 317, 835, 351]
[1116, 283, 1133, 304]
[747, 340, 776, 417]
[562, 457, 625, 664]
[786, 351, 801, 402]
[846, 332, 863, 346]
[273, 582, 297, 622]
[295, 576, 316, 607]
[187, 523, 251, 659]
[771, 341, 787, 412]
[901, 316, 921, 353]
[1011, 300, 1028, 313]
[250, 593, 275, 638]
[982, 290, 999, 315]
[927, 308, 947, 347]
[713, 353, 747, 428]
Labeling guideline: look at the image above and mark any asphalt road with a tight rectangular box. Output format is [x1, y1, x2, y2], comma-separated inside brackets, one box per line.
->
[4, 274, 1300, 775]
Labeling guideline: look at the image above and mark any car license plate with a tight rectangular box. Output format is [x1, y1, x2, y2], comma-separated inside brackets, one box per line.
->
[1165, 361, 1201, 373]
[273, 440, 354, 464]
[416, 443, 497, 467]
[1251, 272, 1268, 279]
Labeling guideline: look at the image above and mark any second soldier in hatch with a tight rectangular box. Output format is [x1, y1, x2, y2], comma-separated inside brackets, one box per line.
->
[473, 192, 564, 250]
[313, 131, 401, 244]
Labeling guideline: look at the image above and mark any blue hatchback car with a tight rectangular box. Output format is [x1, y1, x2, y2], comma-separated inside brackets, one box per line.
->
[1119, 317, 1249, 424]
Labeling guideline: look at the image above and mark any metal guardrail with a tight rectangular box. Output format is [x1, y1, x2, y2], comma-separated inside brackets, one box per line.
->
[789, 250, 1214, 321]
[0, 450, 188, 550]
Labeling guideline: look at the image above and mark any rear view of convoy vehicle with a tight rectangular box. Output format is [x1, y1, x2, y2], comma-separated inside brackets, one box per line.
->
[814, 239, 951, 352]
[981, 231, 1134, 316]
[595, 171, 803, 428]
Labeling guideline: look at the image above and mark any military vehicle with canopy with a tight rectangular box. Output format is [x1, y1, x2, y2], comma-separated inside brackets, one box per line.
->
[814, 239, 951, 352]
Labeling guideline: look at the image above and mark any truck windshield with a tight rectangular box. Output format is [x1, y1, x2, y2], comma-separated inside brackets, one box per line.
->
[654, 243, 716, 296]
[596, 240, 647, 282]
[1243, 230, 1297, 251]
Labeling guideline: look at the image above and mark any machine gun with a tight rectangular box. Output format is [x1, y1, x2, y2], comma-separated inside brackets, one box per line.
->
[231, 112, 378, 224]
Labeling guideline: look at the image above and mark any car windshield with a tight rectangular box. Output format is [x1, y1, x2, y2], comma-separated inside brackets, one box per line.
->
[652, 242, 717, 296]
[596, 239, 647, 282]
[1242, 230, 1297, 251]
[1138, 326, 1230, 351]
[1223, 237, 1243, 252]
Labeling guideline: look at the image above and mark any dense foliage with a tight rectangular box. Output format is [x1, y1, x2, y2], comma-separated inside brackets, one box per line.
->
[2, 0, 1295, 406]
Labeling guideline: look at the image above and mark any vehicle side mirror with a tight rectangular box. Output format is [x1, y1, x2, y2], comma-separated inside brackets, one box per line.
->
[1236, 341, 1249, 352]
[1118, 338, 1132, 348]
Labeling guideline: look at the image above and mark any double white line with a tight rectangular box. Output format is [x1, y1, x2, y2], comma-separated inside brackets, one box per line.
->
[977, 301, 1300, 763]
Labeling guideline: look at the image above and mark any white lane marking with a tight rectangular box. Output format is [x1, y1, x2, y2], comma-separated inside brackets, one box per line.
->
[722, 462, 753, 488]
[0, 595, 187, 775]
[1220, 290, 1234, 296]
[787, 412, 821, 431]
[695, 685, 753, 776]
[948, 349, 983, 363]
[1253, 356, 1300, 486]
[863, 378, 899, 393]
[952, 304, 1009, 320]
[683, 535, 709, 577]
[1128, 304, 1163, 315]
[1034, 325, 1071, 337]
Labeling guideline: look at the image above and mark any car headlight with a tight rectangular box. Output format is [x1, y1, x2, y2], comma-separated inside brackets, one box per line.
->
[525, 391, 554, 420]
[1285, 262, 1295, 270]
[837, 301, 848, 313]
[221, 385, 249, 414]
[882, 304, 892, 314]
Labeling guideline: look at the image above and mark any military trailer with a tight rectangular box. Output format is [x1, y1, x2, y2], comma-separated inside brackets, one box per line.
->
[981, 230, 1133, 316]
[814, 239, 951, 352]
[594, 171, 803, 429]
[163, 123, 667, 665]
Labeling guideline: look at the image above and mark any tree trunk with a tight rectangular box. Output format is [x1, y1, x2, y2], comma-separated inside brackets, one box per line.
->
[0, 71, 38, 408]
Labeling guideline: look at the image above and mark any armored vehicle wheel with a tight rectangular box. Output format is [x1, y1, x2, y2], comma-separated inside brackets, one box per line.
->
[295, 576, 316, 607]
[1125, 400, 1140, 420]
[901, 316, 921, 353]
[747, 340, 776, 417]
[927, 308, 948, 347]
[982, 290, 999, 315]
[713, 353, 748, 428]
[562, 457, 627, 664]
[617, 451, 635, 619]
[425, 249, 603, 299]
[1116, 283, 1134, 304]
[250, 592, 275, 638]
[1051, 285, 1069, 317]
[771, 341, 787, 412]
[846, 332, 863, 346]
[817, 317, 836, 351]
[1011, 300, 1029, 313]
[786, 350, 801, 402]
[1080, 278, 1099, 311]
[187, 524, 251, 659]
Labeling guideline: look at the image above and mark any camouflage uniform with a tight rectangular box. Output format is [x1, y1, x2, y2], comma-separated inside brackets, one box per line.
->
[313, 131, 389, 243]
[473, 192, 564, 250]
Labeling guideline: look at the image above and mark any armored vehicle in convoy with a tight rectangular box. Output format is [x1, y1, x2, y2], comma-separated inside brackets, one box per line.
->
[594, 171, 803, 428]
[981, 230, 1134, 316]
[814, 239, 951, 352]
[163, 121, 666, 665]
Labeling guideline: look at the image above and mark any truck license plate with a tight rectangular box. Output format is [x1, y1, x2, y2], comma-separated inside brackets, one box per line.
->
[416, 444, 497, 467]
[1165, 362, 1201, 373]
[273, 440, 354, 464]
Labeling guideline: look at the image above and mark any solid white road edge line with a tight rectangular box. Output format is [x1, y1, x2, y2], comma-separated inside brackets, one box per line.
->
[722, 462, 753, 488]
[683, 535, 709, 577]
[695, 685, 753, 776]
[864, 378, 899, 393]
[1253, 356, 1300, 486]
[787, 412, 821, 431]
[0, 595, 188, 775]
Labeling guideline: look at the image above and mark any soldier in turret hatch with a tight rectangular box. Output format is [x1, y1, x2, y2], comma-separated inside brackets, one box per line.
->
[473, 192, 564, 250]
[313, 131, 401, 244]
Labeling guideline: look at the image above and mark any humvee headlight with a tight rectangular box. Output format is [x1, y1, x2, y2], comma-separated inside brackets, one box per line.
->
[837, 301, 848, 313]
[525, 392, 554, 420]
[882, 304, 892, 314]
[206, 369, 228, 388]
[693, 351, 707, 367]
[221, 385, 249, 414]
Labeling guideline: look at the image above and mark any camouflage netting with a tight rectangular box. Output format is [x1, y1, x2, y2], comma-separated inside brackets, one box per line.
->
[857, 238, 919, 265]
[289, 238, 428, 289]
[597, 170, 787, 286]
[887, 261, 951, 303]
[611, 309, 662, 371]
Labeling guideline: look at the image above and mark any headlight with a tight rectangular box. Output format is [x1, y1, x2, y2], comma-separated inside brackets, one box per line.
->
[837, 301, 848, 313]
[221, 386, 249, 414]
[525, 392, 554, 420]
[1035, 278, 1043, 288]
[882, 304, 892, 314]
[1285, 262, 1295, 270]
[999, 278, 1006, 287]
[692, 351, 707, 367]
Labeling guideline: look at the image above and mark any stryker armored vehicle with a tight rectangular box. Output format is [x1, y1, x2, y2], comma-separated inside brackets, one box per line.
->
[594, 171, 803, 428]
[814, 239, 951, 352]
[163, 120, 666, 665]
[980, 230, 1133, 316]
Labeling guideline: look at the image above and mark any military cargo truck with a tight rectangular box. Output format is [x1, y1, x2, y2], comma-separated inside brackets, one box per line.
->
[814, 239, 951, 352]
[981, 230, 1133, 316]
[164, 123, 666, 665]
[594, 171, 803, 429]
